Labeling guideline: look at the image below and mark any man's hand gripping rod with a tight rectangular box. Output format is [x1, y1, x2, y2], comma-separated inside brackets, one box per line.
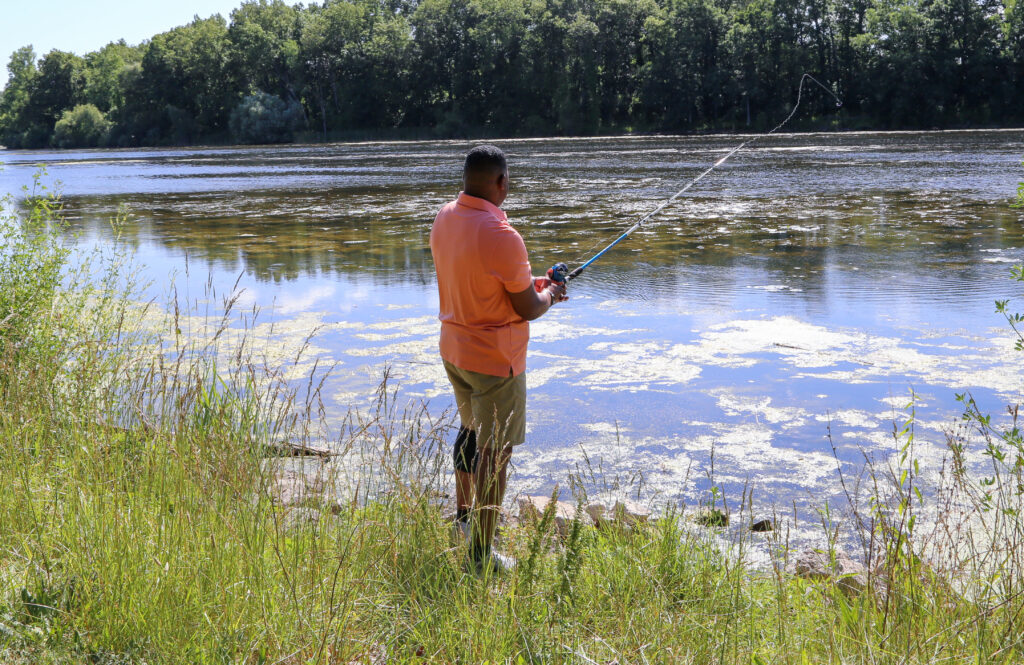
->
[556, 74, 841, 284]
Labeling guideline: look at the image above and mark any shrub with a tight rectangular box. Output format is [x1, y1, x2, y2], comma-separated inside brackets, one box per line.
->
[51, 103, 111, 148]
[0, 175, 68, 387]
[11, 123, 53, 149]
[1015, 163, 1023, 208]
[228, 91, 303, 144]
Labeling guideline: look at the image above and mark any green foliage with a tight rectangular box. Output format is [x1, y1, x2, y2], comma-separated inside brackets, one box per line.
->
[0, 46, 41, 148]
[0, 175, 69, 386]
[228, 0, 301, 101]
[1, 0, 1023, 145]
[228, 90, 302, 144]
[0, 49, 91, 148]
[26, 50, 87, 128]
[83, 40, 145, 114]
[994, 264, 1024, 351]
[137, 15, 235, 143]
[996, 168, 1024, 349]
[1015, 162, 1024, 208]
[51, 104, 111, 148]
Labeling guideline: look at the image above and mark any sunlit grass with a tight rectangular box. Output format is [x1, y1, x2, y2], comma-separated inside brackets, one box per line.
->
[1, 181, 1023, 664]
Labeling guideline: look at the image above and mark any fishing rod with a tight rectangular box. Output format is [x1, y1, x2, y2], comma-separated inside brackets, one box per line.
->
[548, 74, 843, 285]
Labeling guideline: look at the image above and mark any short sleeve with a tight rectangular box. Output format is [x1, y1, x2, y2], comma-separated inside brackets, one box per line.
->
[487, 227, 533, 293]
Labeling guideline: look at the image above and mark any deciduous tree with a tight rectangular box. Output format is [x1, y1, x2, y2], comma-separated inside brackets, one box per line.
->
[0, 46, 39, 147]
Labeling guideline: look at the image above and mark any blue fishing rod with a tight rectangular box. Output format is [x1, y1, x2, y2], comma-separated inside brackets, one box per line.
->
[545, 74, 843, 285]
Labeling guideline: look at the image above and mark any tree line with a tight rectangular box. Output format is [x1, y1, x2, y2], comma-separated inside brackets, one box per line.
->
[1, 0, 1022, 149]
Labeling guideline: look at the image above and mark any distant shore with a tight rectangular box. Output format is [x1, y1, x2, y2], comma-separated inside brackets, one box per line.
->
[4, 124, 1024, 154]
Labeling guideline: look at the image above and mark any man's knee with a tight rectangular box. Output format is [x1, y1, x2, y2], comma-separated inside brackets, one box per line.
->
[453, 425, 478, 473]
[477, 442, 514, 476]
[494, 442, 514, 466]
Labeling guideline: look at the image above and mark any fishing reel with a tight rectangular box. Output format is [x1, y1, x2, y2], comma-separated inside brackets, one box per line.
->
[547, 262, 569, 285]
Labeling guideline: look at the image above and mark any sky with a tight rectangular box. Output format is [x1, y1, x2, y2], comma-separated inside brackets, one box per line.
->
[0, 0, 251, 69]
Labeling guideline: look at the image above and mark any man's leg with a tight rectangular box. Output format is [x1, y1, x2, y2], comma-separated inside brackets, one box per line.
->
[453, 426, 477, 524]
[444, 361, 477, 527]
[467, 372, 526, 565]
[456, 470, 474, 517]
[471, 441, 513, 560]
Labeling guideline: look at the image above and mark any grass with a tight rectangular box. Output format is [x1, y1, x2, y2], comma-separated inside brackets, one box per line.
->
[0, 181, 1023, 663]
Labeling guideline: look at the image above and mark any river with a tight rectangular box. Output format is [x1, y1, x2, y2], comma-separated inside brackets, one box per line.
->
[2, 130, 1023, 529]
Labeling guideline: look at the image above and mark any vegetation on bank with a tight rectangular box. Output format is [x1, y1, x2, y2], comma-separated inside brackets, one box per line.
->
[1016, 163, 1024, 209]
[1, 181, 1024, 664]
[2, 0, 1024, 149]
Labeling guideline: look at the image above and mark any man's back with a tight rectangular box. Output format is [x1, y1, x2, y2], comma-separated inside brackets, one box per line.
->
[430, 192, 533, 377]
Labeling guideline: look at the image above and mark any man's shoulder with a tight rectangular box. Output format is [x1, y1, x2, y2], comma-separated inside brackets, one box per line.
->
[434, 199, 459, 221]
[479, 219, 526, 256]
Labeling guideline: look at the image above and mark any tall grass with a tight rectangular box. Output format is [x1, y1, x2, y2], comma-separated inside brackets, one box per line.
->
[0, 181, 1023, 664]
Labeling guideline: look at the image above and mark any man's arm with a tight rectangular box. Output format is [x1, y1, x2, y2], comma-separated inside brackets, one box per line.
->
[507, 280, 567, 321]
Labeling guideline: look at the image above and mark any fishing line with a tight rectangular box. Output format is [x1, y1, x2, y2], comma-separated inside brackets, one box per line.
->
[563, 74, 843, 282]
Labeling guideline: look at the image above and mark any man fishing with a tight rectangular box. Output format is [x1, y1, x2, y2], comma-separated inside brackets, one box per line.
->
[430, 144, 567, 574]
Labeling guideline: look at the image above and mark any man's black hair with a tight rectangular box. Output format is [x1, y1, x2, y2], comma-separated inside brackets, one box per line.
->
[464, 144, 507, 177]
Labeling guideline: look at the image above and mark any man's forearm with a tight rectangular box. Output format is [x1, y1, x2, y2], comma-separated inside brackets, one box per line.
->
[507, 281, 563, 321]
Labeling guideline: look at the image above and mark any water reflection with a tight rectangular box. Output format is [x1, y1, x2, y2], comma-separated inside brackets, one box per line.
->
[59, 184, 1023, 309]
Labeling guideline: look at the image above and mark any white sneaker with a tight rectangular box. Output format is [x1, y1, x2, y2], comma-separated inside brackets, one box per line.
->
[471, 550, 517, 577]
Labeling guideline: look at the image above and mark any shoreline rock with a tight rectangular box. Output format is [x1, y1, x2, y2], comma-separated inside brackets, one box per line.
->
[517, 495, 593, 535]
[261, 440, 334, 458]
[788, 547, 868, 596]
[695, 508, 729, 527]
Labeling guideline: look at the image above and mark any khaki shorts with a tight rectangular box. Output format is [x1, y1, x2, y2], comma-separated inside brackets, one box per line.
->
[443, 360, 526, 451]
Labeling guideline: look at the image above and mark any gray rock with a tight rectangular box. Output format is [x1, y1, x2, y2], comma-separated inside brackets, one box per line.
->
[789, 547, 868, 595]
[613, 499, 651, 526]
[695, 508, 729, 527]
[270, 468, 325, 507]
[517, 495, 593, 535]
[260, 440, 334, 458]
[584, 502, 609, 527]
[585, 500, 651, 529]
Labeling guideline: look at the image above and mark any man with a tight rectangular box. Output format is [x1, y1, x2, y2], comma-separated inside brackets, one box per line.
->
[430, 144, 566, 574]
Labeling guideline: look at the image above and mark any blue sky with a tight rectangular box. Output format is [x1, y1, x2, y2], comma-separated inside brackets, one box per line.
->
[0, 0, 250, 68]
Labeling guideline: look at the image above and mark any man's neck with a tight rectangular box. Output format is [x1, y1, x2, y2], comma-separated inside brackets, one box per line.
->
[464, 189, 501, 207]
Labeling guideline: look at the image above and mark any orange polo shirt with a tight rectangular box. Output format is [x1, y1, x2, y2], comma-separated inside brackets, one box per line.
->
[430, 192, 534, 377]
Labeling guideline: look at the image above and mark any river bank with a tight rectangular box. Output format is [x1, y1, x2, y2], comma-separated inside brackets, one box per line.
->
[1, 358, 1021, 663]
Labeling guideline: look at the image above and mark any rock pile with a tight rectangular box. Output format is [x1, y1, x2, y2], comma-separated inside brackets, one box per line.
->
[516, 495, 651, 534]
